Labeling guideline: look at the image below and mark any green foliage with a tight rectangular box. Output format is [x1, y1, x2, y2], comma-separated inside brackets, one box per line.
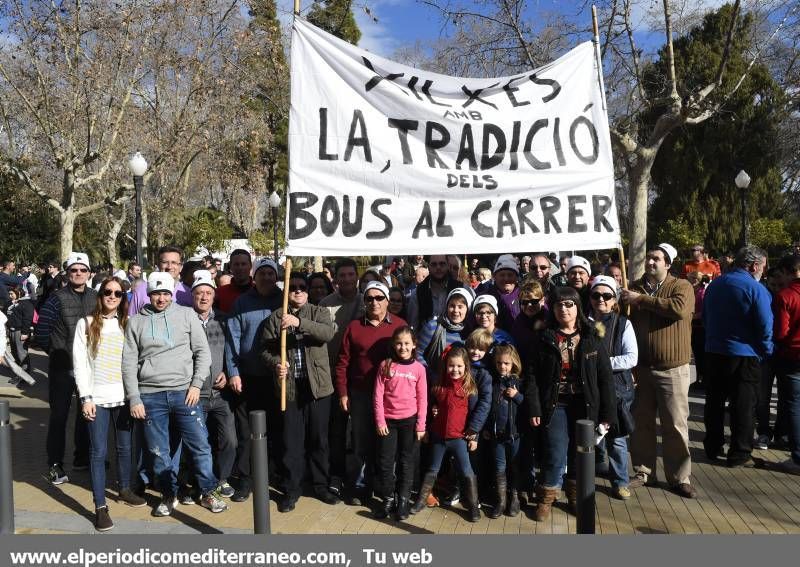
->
[643, 4, 787, 254]
[0, 178, 59, 262]
[162, 208, 234, 255]
[307, 0, 361, 45]
[654, 215, 707, 252]
[750, 218, 792, 250]
[248, 230, 272, 256]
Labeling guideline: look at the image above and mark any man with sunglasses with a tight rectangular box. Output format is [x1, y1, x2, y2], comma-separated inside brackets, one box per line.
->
[682, 244, 721, 281]
[335, 281, 406, 505]
[261, 273, 340, 512]
[36, 252, 97, 484]
[528, 253, 557, 297]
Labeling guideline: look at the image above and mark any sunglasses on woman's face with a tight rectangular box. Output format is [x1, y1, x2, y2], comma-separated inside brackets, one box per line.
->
[590, 292, 615, 301]
[288, 284, 307, 292]
[556, 300, 576, 309]
[519, 299, 541, 307]
[102, 289, 124, 298]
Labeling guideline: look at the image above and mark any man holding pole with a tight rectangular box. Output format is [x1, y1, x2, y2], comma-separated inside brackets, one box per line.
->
[262, 272, 340, 511]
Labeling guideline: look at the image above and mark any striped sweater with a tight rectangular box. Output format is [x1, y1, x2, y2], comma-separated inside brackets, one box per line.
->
[73, 317, 126, 406]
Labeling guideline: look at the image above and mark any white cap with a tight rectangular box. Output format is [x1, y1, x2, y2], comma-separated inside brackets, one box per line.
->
[566, 255, 591, 275]
[473, 294, 499, 314]
[192, 269, 216, 290]
[65, 252, 90, 270]
[363, 280, 390, 300]
[590, 275, 619, 295]
[493, 254, 519, 275]
[253, 258, 278, 276]
[147, 272, 174, 295]
[446, 287, 475, 310]
[113, 269, 127, 280]
[657, 243, 678, 265]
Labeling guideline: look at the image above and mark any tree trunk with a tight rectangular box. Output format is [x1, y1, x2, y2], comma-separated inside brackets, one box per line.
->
[627, 152, 657, 282]
[59, 208, 77, 262]
[106, 205, 127, 267]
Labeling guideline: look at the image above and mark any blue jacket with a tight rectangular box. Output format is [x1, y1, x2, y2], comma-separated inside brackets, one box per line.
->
[224, 287, 282, 378]
[467, 360, 492, 434]
[703, 268, 773, 359]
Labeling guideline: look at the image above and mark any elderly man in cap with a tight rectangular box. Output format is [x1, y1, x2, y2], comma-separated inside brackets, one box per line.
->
[189, 270, 237, 499]
[564, 255, 592, 311]
[476, 254, 521, 331]
[621, 243, 697, 498]
[335, 281, 407, 505]
[224, 257, 283, 502]
[36, 252, 97, 484]
[122, 272, 226, 517]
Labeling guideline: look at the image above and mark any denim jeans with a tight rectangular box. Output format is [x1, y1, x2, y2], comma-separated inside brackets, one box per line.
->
[427, 434, 475, 478]
[86, 405, 133, 507]
[776, 362, 800, 465]
[541, 402, 582, 488]
[140, 390, 218, 497]
[607, 386, 634, 488]
[492, 437, 520, 473]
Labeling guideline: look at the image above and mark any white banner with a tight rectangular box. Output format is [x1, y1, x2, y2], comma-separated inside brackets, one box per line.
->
[286, 17, 620, 256]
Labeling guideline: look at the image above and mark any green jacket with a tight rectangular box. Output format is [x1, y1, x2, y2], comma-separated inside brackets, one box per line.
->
[261, 302, 335, 401]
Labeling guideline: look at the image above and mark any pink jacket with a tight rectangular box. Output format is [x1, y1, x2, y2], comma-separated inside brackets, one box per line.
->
[374, 359, 427, 431]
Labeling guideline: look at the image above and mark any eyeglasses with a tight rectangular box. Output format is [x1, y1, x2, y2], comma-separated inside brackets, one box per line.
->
[691, 248, 703, 252]
[590, 292, 615, 301]
[476, 311, 494, 317]
[364, 295, 386, 303]
[535, 265, 549, 271]
[556, 300, 576, 309]
[102, 289, 124, 298]
[520, 299, 542, 307]
[69, 267, 89, 274]
[288, 284, 307, 292]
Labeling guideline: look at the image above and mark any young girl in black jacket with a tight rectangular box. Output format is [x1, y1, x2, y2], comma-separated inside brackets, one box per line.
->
[483, 343, 524, 518]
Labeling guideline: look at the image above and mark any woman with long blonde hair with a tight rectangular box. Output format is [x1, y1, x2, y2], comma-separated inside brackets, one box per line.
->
[73, 276, 145, 531]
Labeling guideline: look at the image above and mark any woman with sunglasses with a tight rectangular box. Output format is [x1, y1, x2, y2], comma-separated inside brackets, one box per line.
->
[588, 276, 638, 500]
[73, 276, 146, 531]
[510, 281, 547, 363]
[525, 286, 616, 521]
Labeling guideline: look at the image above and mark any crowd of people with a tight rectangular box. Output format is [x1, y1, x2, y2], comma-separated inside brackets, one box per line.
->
[1, 241, 799, 533]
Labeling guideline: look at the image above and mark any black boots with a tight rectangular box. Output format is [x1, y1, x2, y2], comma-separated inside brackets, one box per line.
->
[395, 497, 410, 520]
[507, 490, 520, 517]
[410, 472, 437, 515]
[488, 473, 507, 519]
[374, 496, 395, 519]
[464, 476, 481, 522]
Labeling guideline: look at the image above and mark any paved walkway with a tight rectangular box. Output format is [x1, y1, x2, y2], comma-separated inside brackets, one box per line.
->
[2, 350, 799, 535]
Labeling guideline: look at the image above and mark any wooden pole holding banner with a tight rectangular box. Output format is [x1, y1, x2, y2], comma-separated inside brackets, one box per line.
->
[280, 258, 292, 412]
[294, 1, 300, 15]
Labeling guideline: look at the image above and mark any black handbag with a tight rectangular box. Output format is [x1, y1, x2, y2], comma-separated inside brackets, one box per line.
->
[611, 397, 635, 438]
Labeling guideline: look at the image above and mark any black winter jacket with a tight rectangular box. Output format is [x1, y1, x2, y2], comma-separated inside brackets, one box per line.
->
[524, 327, 616, 428]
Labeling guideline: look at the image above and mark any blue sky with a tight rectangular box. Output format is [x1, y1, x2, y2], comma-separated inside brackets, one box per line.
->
[278, 0, 731, 60]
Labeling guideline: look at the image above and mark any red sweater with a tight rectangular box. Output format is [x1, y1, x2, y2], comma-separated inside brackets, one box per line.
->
[335, 314, 407, 397]
[773, 280, 800, 361]
[431, 377, 470, 440]
[215, 280, 253, 314]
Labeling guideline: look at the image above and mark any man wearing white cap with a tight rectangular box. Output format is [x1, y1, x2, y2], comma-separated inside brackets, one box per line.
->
[621, 243, 696, 498]
[224, 257, 282, 502]
[36, 252, 97, 485]
[335, 280, 407, 505]
[189, 270, 237, 499]
[122, 271, 225, 516]
[565, 255, 592, 311]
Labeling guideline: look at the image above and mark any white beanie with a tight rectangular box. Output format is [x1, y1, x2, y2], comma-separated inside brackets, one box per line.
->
[590, 275, 619, 296]
[657, 243, 678, 265]
[446, 287, 475, 310]
[473, 294, 499, 314]
[566, 255, 591, 275]
[65, 252, 90, 270]
[493, 254, 519, 275]
[192, 269, 216, 290]
[363, 280, 390, 300]
[147, 272, 174, 295]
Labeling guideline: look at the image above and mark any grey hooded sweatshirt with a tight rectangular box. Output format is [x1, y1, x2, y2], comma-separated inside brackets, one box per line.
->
[122, 301, 211, 408]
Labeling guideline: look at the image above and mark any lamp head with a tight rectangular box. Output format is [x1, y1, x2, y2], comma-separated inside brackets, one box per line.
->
[735, 169, 751, 190]
[268, 191, 281, 209]
[128, 152, 148, 177]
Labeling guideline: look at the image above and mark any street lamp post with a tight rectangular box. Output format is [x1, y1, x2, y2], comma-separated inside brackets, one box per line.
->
[127, 152, 148, 266]
[735, 169, 751, 248]
[268, 191, 281, 263]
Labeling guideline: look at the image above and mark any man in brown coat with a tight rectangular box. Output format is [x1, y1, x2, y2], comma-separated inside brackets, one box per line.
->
[621, 243, 697, 498]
